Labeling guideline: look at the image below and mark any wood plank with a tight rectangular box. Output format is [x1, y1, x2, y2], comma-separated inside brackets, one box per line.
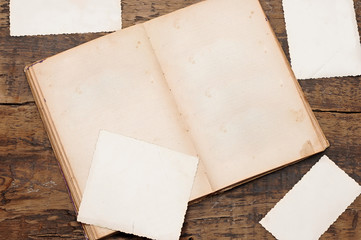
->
[2, 105, 360, 239]
[0, 103, 50, 153]
[0, 0, 360, 112]
[122, 0, 201, 27]
[179, 112, 361, 240]
[0, 0, 360, 239]
[97, 111, 361, 240]
[300, 78, 361, 112]
[0, 104, 84, 239]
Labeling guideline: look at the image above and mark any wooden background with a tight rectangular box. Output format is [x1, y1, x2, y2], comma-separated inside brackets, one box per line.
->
[0, 0, 360, 239]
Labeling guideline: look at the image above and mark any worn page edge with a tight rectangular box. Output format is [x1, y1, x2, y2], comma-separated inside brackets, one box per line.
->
[260, 0, 329, 149]
[24, 67, 114, 240]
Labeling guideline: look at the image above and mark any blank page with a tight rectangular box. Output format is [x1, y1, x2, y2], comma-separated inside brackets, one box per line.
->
[31, 24, 212, 202]
[144, 0, 328, 190]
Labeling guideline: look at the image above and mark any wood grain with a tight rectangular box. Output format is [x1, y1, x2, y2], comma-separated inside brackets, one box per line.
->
[0, 104, 84, 239]
[0, 0, 360, 239]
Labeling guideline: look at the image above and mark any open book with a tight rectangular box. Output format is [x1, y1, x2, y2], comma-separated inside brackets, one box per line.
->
[25, 0, 329, 239]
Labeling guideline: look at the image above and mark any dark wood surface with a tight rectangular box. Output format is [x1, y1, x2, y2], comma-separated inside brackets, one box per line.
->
[1, 0, 360, 239]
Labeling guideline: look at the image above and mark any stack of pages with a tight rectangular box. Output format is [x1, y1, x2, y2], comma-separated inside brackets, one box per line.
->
[25, 0, 329, 239]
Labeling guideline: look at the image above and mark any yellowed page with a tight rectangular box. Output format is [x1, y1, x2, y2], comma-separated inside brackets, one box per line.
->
[144, 0, 327, 190]
[31, 24, 212, 202]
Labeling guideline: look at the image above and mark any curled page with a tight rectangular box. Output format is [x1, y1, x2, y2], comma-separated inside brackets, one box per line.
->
[78, 130, 199, 240]
[10, 0, 121, 36]
[260, 155, 361, 240]
[283, 0, 361, 79]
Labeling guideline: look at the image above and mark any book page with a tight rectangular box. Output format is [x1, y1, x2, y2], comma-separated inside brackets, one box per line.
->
[144, 0, 328, 191]
[30, 24, 212, 202]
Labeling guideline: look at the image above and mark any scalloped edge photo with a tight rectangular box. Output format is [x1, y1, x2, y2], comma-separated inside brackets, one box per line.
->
[282, 0, 361, 79]
[77, 130, 199, 240]
[260, 155, 361, 240]
[10, 0, 122, 36]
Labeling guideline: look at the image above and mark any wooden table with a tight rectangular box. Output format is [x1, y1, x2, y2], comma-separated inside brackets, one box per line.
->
[0, 0, 360, 239]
